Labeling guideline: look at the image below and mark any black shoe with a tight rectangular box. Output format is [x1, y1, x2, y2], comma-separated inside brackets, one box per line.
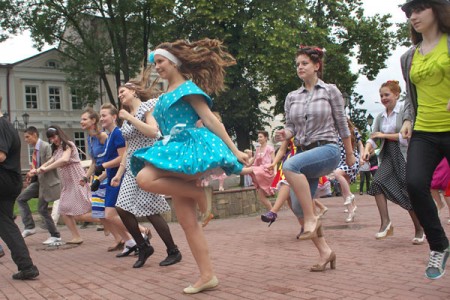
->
[133, 241, 154, 268]
[159, 247, 182, 266]
[116, 245, 137, 257]
[80, 222, 91, 229]
[12, 265, 39, 280]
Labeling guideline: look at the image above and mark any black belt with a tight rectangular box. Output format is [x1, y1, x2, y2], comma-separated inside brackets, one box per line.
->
[299, 140, 335, 152]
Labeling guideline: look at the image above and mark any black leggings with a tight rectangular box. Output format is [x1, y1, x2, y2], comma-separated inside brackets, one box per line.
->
[116, 207, 176, 250]
[406, 131, 450, 251]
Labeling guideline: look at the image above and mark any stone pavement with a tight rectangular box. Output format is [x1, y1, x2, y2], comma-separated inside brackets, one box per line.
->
[1, 194, 450, 300]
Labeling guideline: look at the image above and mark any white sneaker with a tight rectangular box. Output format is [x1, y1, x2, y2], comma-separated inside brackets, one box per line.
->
[22, 228, 36, 238]
[42, 237, 61, 245]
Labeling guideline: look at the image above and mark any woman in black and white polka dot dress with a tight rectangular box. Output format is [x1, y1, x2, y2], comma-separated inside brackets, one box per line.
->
[334, 120, 364, 223]
[362, 80, 423, 244]
[111, 72, 182, 269]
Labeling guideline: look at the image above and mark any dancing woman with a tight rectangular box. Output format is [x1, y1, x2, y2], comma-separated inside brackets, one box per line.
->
[80, 107, 124, 251]
[35, 126, 92, 244]
[276, 45, 355, 271]
[248, 131, 275, 210]
[131, 39, 248, 293]
[399, 0, 450, 279]
[334, 119, 364, 223]
[98, 104, 137, 257]
[362, 80, 423, 243]
[111, 75, 182, 268]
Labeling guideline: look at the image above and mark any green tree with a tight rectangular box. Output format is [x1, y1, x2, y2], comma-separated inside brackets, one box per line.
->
[13, 0, 174, 107]
[0, 0, 21, 42]
[165, 0, 397, 151]
[4, 0, 398, 146]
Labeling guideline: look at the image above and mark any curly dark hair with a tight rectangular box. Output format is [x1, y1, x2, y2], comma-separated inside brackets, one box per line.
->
[296, 45, 325, 79]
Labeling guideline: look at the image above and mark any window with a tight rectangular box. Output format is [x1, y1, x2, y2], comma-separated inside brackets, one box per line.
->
[46, 60, 60, 68]
[49, 86, 61, 110]
[71, 88, 83, 110]
[73, 131, 87, 160]
[27, 145, 33, 167]
[25, 86, 38, 109]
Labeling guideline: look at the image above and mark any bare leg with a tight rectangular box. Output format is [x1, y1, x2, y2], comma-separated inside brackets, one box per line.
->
[136, 165, 206, 212]
[311, 236, 334, 266]
[62, 215, 82, 241]
[431, 189, 445, 212]
[218, 178, 225, 191]
[314, 199, 325, 214]
[444, 195, 450, 222]
[104, 207, 133, 242]
[283, 170, 318, 234]
[271, 184, 290, 213]
[257, 189, 273, 210]
[173, 195, 215, 288]
[335, 170, 356, 219]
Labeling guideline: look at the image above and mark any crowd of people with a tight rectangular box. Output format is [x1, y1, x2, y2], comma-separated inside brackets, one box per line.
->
[0, 0, 449, 293]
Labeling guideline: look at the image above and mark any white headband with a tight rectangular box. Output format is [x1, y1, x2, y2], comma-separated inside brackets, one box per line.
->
[149, 49, 182, 66]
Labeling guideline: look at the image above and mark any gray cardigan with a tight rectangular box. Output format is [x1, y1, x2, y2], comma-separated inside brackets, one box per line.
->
[400, 34, 450, 122]
[371, 109, 408, 163]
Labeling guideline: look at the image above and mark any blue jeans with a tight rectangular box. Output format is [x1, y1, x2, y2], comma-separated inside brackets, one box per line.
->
[282, 144, 340, 218]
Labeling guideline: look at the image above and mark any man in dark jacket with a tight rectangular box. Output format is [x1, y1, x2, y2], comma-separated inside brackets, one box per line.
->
[0, 96, 39, 280]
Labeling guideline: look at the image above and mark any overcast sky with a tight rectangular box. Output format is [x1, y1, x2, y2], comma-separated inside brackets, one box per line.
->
[0, 0, 409, 117]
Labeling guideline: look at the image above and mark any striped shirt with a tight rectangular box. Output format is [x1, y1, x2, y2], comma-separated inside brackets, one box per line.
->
[284, 79, 350, 146]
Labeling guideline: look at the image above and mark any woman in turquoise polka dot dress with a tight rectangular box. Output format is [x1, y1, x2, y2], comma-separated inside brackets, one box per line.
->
[131, 39, 248, 294]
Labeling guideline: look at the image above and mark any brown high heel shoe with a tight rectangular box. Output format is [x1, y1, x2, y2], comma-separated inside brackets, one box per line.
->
[202, 213, 214, 228]
[298, 218, 321, 240]
[310, 251, 336, 272]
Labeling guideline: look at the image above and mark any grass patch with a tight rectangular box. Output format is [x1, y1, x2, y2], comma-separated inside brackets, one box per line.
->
[14, 198, 39, 216]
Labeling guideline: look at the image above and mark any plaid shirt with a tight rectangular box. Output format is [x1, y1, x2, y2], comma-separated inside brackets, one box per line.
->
[284, 79, 350, 146]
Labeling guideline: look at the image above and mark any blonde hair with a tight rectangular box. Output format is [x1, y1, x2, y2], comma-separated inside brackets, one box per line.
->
[153, 38, 236, 95]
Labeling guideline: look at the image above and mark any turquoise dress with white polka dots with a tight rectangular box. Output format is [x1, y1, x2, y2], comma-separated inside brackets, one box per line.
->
[130, 80, 243, 176]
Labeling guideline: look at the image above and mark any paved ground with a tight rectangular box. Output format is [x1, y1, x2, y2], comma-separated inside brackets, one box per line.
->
[1, 194, 450, 300]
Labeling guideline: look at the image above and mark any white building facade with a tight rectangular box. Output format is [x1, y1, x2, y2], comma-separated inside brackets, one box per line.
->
[0, 49, 116, 171]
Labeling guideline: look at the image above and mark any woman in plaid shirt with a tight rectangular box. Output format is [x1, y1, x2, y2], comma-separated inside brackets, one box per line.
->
[275, 46, 355, 271]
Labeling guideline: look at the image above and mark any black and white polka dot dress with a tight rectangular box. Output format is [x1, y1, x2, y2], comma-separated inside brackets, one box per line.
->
[336, 128, 361, 183]
[368, 140, 412, 211]
[115, 99, 171, 217]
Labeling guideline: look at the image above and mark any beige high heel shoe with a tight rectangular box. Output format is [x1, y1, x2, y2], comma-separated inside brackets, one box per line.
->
[298, 218, 322, 240]
[310, 251, 336, 272]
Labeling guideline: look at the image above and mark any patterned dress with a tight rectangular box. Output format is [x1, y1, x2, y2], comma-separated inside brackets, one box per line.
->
[336, 128, 361, 183]
[250, 144, 275, 196]
[54, 142, 91, 215]
[131, 80, 243, 177]
[116, 100, 171, 217]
